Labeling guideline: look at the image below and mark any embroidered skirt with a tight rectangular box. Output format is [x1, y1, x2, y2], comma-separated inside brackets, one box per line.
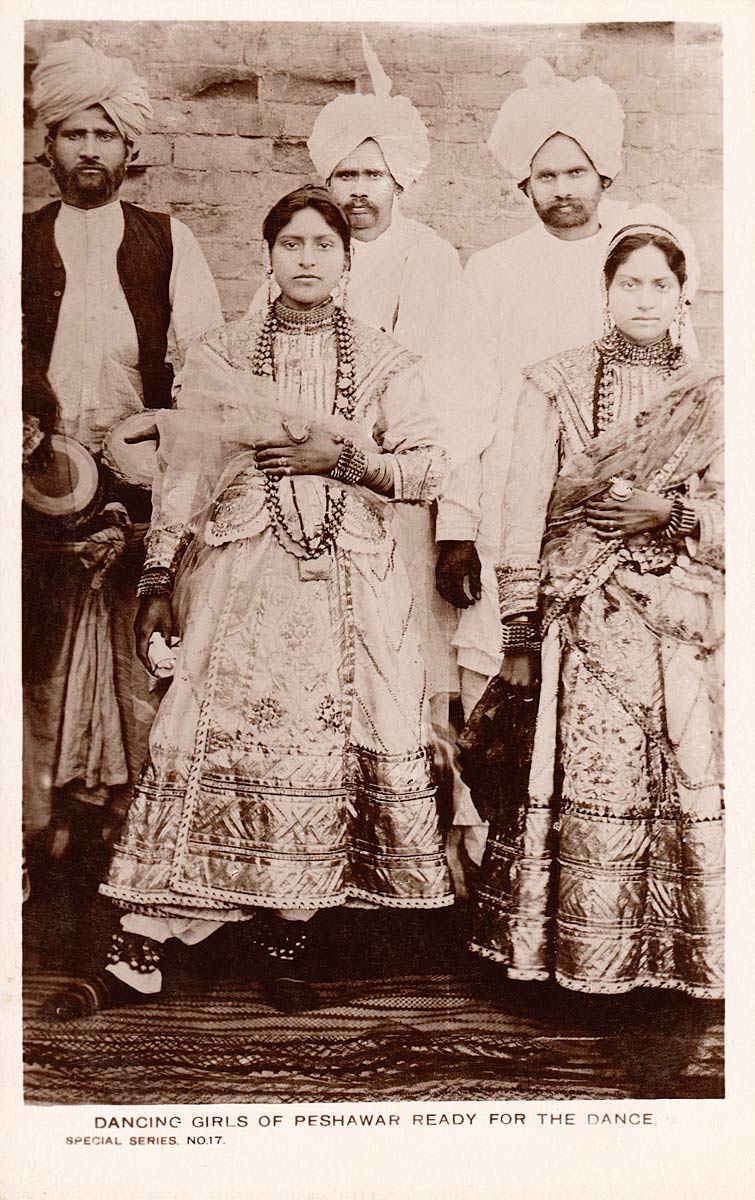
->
[471, 579, 724, 999]
[102, 527, 453, 916]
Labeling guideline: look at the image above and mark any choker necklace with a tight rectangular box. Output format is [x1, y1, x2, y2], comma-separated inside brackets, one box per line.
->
[273, 297, 335, 333]
[250, 299, 359, 559]
[599, 326, 683, 368]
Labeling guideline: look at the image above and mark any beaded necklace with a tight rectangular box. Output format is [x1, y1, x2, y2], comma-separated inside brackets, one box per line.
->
[251, 298, 358, 559]
[593, 327, 685, 436]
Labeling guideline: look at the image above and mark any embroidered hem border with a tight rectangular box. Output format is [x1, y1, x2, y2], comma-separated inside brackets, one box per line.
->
[468, 943, 723, 1000]
[101, 882, 456, 913]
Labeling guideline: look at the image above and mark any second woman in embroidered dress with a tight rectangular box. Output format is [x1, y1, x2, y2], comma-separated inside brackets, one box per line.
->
[468, 207, 724, 1000]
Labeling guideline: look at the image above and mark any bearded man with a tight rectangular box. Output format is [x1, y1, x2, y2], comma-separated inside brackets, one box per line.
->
[22, 39, 223, 867]
[427, 60, 632, 870]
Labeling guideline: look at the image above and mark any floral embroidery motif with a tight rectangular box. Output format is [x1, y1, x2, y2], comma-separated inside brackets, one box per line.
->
[247, 696, 285, 732]
[317, 694, 347, 734]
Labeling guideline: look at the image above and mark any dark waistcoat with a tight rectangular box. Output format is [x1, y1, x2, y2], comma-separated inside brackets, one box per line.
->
[22, 200, 175, 409]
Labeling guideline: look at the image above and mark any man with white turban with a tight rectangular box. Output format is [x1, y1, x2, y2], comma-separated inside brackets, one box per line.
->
[22, 39, 223, 881]
[248, 35, 465, 888]
[426, 60, 642, 873]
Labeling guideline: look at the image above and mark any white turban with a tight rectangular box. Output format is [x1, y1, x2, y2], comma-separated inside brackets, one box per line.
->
[487, 58, 625, 184]
[31, 38, 152, 143]
[307, 34, 430, 188]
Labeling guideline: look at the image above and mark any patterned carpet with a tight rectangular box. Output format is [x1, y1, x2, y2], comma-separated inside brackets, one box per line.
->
[24, 970, 724, 1105]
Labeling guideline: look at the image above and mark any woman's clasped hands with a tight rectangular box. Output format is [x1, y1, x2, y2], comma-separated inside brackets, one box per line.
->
[585, 487, 673, 539]
[254, 424, 344, 478]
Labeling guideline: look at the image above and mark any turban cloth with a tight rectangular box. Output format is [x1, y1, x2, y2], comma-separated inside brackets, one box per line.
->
[30, 38, 152, 142]
[307, 34, 430, 188]
[602, 202, 701, 302]
[487, 58, 625, 184]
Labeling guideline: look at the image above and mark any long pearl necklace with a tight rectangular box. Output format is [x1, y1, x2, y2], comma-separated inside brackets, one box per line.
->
[251, 299, 358, 559]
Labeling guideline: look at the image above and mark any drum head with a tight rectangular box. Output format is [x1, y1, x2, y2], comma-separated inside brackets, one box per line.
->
[23, 434, 99, 522]
[102, 411, 158, 490]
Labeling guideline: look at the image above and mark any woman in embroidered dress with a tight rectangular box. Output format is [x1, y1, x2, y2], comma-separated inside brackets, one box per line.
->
[43, 186, 453, 1018]
[467, 207, 723, 1000]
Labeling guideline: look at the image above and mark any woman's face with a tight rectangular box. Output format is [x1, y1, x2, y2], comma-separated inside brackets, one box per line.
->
[607, 244, 682, 345]
[271, 207, 346, 310]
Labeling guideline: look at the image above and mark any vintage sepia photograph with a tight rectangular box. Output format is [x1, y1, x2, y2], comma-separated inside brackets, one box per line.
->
[16, 4, 726, 1133]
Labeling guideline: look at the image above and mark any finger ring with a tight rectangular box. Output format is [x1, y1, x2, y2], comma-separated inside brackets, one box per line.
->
[282, 417, 311, 444]
[608, 476, 634, 502]
[286, 466, 292, 476]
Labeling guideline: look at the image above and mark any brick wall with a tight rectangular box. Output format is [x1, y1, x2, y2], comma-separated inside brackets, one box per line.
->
[23, 20, 722, 363]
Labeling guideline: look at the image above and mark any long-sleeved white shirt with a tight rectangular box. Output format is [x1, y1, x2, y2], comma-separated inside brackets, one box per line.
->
[48, 198, 223, 454]
[426, 198, 633, 677]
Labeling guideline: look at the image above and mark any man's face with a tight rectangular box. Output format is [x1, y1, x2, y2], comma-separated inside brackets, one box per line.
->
[46, 106, 130, 209]
[328, 139, 398, 242]
[525, 134, 605, 238]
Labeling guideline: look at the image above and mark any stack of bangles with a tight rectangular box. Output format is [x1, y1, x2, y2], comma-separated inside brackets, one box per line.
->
[137, 567, 173, 597]
[330, 438, 367, 485]
[501, 614, 541, 656]
[665, 496, 697, 540]
[330, 439, 393, 494]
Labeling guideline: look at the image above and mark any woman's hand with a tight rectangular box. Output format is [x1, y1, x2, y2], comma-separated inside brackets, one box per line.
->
[498, 651, 540, 689]
[585, 489, 673, 539]
[255, 427, 343, 478]
[134, 595, 174, 672]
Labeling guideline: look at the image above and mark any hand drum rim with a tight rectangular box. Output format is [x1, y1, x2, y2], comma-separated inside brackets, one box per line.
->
[101, 411, 159, 491]
[22, 433, 99, 524]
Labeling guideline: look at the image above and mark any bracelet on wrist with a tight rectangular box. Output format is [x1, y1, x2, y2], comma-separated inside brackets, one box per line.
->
[330, 438, 368, 486]
[501, 616, 541, 656]
[361, 453, 394, 495]
[137, 567, 173, 598]
[664, 496, 697, 541]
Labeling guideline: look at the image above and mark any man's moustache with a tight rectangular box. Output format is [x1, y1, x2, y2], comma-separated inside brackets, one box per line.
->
[547, 198, 584, 209]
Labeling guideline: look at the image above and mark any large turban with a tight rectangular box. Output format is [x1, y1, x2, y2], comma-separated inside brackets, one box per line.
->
[487, 58, 625, 184]
[307, 34, 430, 188]
[30, 38, 152, 142]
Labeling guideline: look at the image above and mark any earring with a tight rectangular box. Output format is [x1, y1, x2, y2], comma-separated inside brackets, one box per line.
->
[671, 287, 689, 347]
[333, 269, 350, 309]
[266, 264, 275, 307]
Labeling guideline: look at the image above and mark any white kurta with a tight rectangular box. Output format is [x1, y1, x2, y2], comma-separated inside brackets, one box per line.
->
[429, 198, 631, 678]
[48, 199, 224, 454]
[345, 208, 462, 356]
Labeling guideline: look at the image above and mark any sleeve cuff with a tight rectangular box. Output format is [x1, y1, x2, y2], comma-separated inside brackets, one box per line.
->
[495, 564, 540, 622]
[435, 512, 480, 541]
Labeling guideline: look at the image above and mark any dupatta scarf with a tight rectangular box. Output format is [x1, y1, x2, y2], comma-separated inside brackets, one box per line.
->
[540, 362, 723, 621]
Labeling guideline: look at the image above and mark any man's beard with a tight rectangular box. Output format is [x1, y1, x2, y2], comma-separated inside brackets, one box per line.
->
[52, 160, 127, 207]
[534, 194, 600, 230]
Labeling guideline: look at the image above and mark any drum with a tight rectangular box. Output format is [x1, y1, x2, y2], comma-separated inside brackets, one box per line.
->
[101, 411, 159, 522]
[101, 411, 159, 492]
[22, 434, 100, 534]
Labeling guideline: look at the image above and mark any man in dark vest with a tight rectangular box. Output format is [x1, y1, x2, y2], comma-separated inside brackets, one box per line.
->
[23, 39, 223, 878]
